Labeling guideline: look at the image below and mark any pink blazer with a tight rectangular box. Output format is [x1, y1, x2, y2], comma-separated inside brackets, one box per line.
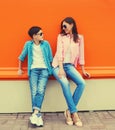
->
[52, 34, 85, 68]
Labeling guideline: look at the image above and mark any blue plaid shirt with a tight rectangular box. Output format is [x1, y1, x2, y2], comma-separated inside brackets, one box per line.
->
[19, 40, 53, 76]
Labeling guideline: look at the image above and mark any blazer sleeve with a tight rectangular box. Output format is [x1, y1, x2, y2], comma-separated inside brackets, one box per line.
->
[78, 35, 85, 65]
[56, 34, 64, 61]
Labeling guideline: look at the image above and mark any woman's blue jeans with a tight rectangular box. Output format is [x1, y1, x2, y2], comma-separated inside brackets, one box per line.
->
[52, 63, 86, 113]
[29, 68, 49, 111]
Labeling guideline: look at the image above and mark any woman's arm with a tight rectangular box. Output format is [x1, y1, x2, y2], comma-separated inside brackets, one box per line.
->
[58, 60, 66, 78]
[56, 35, 66, 78]
[80, 65, 90, 78]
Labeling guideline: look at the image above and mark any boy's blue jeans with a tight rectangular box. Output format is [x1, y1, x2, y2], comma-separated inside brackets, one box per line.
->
[52, 63, 86, 113]
[29, 68, 49, 111]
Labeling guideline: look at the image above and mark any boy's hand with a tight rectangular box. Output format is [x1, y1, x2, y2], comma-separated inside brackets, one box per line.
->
[18, 69, 24, 75]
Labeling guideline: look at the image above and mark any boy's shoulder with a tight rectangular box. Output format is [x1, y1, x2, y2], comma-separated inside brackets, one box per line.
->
[42, 40, 49, 44]
[23, 40, 33, 47]
[25, 40, 33, 44]
[41, 40, 50, 46]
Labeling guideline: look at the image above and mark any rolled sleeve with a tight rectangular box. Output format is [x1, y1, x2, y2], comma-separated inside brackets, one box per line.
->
[78, 35, 85, 65]
[56, 34, 64, 61]
[18, 42, 28, 61]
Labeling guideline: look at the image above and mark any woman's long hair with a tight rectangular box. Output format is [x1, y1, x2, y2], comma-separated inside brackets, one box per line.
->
[60, 17, 79, 43]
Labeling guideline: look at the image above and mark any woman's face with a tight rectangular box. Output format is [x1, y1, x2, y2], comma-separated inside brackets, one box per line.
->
[62, 21, 73, 34]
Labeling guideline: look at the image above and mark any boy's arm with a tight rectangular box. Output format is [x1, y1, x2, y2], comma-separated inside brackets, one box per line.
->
[18, 60, 24, 75]
[47, 42, 53, 62]
[17, 42, 28, 75]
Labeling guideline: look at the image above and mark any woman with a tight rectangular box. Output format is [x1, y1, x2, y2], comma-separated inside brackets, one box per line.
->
[52, 17, 90, 126]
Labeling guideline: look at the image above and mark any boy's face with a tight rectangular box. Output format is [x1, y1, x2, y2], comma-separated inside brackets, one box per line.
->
[33, 30, 44, 41]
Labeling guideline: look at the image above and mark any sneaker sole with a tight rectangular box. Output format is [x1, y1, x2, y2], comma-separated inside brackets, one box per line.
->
[30, 119, 43, 127]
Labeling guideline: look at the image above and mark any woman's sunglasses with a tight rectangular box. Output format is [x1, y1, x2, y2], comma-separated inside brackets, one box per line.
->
[62, 25, 67, 29]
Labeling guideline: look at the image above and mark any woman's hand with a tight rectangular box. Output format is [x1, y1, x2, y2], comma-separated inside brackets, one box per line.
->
[58, 68, 66, 78]
[82, 71, 90, 78]
[81, 65, 90, 78]
[58, 60, 66, 78]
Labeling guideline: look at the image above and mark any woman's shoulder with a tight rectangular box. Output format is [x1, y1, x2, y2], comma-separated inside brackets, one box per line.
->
[57, 33, 67, 40]
[57, 33, 62, 37]
[78, 34, 84, 42]
[77, 34, 84, 44]
[78, 34, 84, 39]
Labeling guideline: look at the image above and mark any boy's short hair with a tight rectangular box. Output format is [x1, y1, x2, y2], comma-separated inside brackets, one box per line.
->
[28, 26, 41, 38]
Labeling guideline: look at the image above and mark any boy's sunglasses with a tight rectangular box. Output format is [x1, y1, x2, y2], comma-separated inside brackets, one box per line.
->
[62, 25, 67, 29]
[36, 32, 43, 36]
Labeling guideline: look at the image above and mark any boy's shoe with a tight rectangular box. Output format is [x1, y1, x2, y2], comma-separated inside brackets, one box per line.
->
[30, 113, 43, 127]
[36, 113, 43, 127]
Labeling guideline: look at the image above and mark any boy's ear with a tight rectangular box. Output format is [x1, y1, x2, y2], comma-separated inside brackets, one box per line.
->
[32, 34, 35, 38]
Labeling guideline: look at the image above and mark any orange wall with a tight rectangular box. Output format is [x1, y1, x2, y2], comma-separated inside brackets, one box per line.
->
[0, 0, 115, 69]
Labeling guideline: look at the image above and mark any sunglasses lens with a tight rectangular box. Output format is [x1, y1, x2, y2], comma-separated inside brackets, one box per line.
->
[40, 33, 43, 36]
[63, 25, 67, 29]
[36, 32, 43, 36]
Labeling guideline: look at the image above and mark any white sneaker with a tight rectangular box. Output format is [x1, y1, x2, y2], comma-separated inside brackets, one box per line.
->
[36, 113, 43, 126]
[30, 113, 43, 127]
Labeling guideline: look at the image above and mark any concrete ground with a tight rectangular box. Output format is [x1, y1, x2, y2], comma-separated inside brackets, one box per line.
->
[0, 110, 115, 130]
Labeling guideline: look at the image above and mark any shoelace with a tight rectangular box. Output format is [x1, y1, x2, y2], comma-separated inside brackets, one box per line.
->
[36, 113, 42, 117]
